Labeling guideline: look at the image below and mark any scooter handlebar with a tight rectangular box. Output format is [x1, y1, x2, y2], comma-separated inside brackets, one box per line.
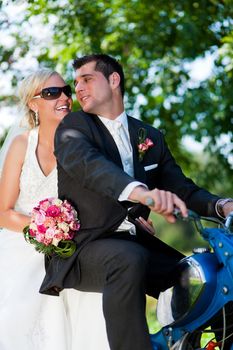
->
[225, 211, 233, 231]
[145, 197, 233, 233]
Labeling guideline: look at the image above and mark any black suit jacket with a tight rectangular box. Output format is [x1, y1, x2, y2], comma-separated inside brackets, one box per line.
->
[40, 110, 220, 295]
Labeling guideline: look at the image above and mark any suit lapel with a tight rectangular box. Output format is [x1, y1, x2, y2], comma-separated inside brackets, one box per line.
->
[127, 116, 146, 183]
[91, 115, 123, 169]
[89, 114, 146, 183]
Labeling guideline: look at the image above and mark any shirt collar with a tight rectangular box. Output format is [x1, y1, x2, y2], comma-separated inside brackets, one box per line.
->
[98, 111, 128, 131]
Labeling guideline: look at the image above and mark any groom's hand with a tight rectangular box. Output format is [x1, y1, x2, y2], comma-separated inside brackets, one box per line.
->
[129, 186, 188, 223]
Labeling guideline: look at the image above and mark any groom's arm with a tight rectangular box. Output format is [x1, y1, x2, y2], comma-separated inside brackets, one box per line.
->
[55, 112, 135, 200]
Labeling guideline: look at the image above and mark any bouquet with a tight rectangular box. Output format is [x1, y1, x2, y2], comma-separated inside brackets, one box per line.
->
[23, 198, 80, 258]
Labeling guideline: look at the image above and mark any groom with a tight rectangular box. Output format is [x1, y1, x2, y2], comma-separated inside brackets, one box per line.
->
[41, 54, 233, 349]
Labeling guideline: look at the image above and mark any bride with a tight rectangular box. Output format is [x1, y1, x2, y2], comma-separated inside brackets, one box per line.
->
[0, 69, 110, 350]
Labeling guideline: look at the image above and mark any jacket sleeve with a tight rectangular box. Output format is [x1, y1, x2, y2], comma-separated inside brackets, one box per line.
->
[54, 113, 134, 200]
[154, 130, 220, 217]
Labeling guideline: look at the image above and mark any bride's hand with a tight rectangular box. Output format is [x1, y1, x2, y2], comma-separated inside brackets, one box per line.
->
[135, 216, 155, 235]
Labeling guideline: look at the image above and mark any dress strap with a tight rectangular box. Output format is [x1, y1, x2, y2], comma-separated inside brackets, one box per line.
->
[23, 127, 39, 164]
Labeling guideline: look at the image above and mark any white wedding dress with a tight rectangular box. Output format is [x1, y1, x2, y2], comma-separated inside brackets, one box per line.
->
[0, 128, 110, 350]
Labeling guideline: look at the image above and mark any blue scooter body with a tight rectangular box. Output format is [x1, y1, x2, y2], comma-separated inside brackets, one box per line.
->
[150, 215, 233, 349]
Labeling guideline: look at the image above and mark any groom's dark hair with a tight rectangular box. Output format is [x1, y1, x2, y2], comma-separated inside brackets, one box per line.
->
[73, 54, 125, 97]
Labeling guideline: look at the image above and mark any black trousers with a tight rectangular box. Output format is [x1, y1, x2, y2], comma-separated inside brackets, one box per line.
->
[76, 229, 184, 350]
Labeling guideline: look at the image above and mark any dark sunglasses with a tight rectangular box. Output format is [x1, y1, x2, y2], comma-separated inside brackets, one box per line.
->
[33, 85, 72, 100]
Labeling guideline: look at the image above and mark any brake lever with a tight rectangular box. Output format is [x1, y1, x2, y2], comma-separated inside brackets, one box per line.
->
[145, 197, 197, 220]
[145, 197, 231, 235]
[145, 197, 203, 231]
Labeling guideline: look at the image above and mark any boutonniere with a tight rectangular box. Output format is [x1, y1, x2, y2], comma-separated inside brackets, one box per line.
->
[138, 128, 154, 162]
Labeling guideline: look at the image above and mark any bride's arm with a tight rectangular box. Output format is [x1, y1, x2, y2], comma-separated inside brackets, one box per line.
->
[0, 133, 31, 232]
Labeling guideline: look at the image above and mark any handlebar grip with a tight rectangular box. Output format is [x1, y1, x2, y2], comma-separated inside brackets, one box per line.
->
[145, 197, 199, 220]
[225, 211, 233, 231]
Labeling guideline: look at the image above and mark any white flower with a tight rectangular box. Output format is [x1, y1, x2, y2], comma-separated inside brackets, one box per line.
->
[53, 199, 63, 207]
[29, 223, 37, 231]
[52, 237, 60, 246]
[58, 222, 70, 233]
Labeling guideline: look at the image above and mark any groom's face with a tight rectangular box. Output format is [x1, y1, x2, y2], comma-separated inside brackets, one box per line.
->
[74, 61, 113, 115]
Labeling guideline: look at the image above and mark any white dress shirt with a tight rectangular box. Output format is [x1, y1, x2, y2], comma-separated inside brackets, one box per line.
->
[98, 112, 147, 234]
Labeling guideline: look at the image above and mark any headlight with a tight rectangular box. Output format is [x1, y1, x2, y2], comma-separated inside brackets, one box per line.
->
[156, 253, 218, 327]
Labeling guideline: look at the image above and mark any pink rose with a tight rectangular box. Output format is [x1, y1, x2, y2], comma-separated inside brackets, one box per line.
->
[68, 230, 75, 239]
[138, 143, 148, 151]
[39, 199, 51, 211]
[35, 233, 46, 243]
[34, 212, 46, 225]
[45, 227, 56, 239]
[64, 212, 76, 223]
[46, 205, 61, 217]
[37, 224, 47, 233]
[54, 231, 64, 242]
[39, 198, 51, 205]
[145, 138, 154, 147]
[43, 237, 53, 246]
[44, 217, 56, 228]
[63, 200, 72, 210]
[69, 221, 80, 231]
[29, 229, 36, 237]
[138, 133, 154, 162]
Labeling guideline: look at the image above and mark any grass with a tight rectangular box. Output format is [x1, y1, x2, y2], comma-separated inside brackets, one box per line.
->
[146, 295, 160, 334]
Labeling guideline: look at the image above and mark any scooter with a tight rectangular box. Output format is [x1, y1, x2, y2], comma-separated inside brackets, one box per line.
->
[150, 210, 233, 349]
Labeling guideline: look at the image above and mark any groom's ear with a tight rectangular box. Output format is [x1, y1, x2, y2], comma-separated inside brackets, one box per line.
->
[109, 72, 121, 91]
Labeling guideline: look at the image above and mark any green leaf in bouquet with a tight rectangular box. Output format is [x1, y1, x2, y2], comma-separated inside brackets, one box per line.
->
[54, 240, 76, 258]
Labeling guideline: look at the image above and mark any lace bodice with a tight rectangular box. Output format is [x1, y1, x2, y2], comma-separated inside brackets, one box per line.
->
[15, 128, 57, 215]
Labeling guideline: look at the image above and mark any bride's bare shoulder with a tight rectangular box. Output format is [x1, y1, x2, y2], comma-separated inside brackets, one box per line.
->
[7, 131, 30, 162]
[11, 131, 29, 149]
[0, 131, 31, 181]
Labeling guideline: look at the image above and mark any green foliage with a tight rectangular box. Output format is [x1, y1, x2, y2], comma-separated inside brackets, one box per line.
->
[1, 0, 232, 193]
[150, 212, 209, 254]
[0, 129, 8, 148]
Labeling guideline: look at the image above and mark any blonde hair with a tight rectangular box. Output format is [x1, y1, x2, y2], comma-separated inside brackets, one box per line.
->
[18, 68, 60, 129]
